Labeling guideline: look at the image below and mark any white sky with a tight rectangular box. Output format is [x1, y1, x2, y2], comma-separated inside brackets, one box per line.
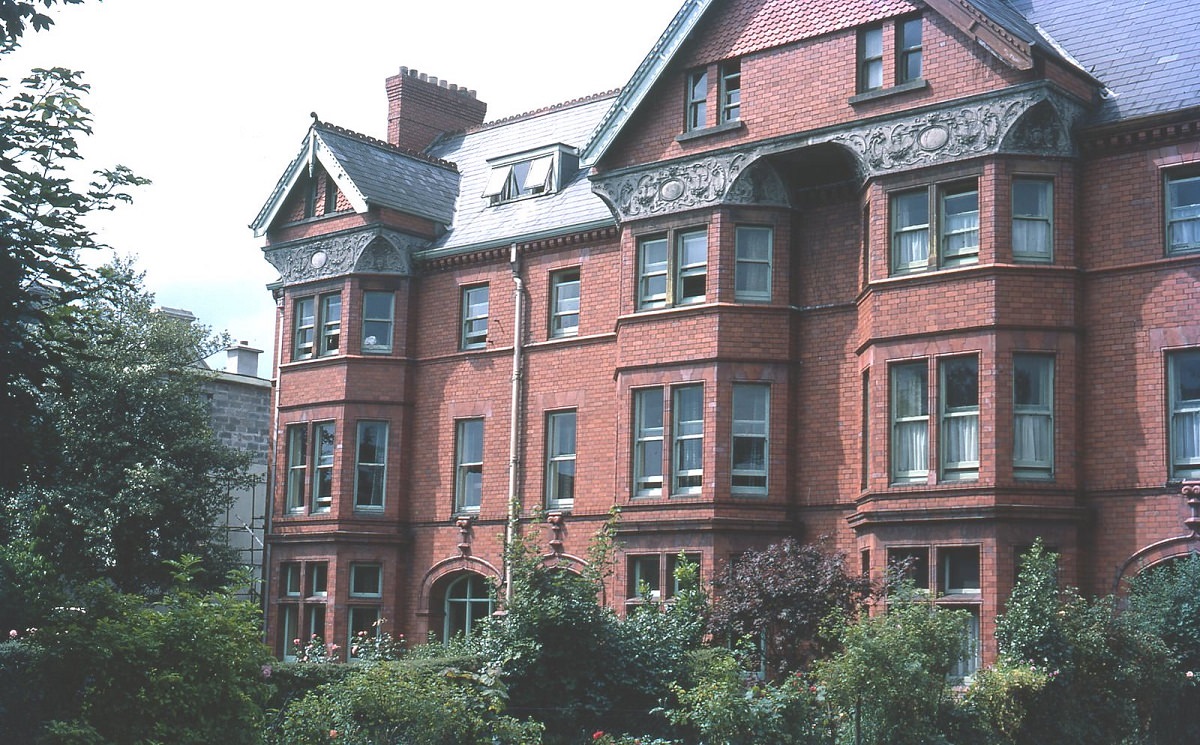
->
[5, 0, 682, 377]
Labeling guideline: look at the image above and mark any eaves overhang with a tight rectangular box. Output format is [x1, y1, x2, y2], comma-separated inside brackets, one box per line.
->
[413, 217, 617, 265]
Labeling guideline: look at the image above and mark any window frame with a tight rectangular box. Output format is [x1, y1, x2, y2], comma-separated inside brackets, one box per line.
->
[896, 16, 923, 84]
[349, 563, 383, 598]
[858, 25, 884, 93]
[454, 418, 484, 513]
[719, 59, 740, 123]
[318, 293, 341, 356]
[1013, 354, 1054, 479]
[545, 410, 577, 509]
[672, 385, 704, 496]
[285, 424, 308, 512]
[306, 562, 328, 597]
[937, 546, 981, 595]
[1168, 348, 1200, 479]
[1165, 167, 1200, 255]
[636, 228, 708, 310]
[354, 420, 388, 510]
[311, 421, 336, 513]
[685, 68, 708, 131]
[633, 387, 665, 497]
[1012, 177, 1054, 262]
[460, 284, 489, 350]
[734, 226, 773, 302]
[282, 562, 301, 596]
[890, 361, 930, 484]
[731, 383, 769, 496]
[293, 297, 315, 360]
[347, 606, 381, 662]
[939, 356, 980, 482]
[889, 180, 980, 275]
[627, 555, 662, 601]
[549, 268, 580, 338]
[361, 291, 394, 353]
[444, 573, 493, 643]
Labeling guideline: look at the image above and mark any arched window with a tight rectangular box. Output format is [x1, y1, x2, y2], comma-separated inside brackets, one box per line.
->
[444, 574, 493, 642]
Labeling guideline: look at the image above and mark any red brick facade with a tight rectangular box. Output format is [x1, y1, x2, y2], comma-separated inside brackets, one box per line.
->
[256, 0, 1200, 668]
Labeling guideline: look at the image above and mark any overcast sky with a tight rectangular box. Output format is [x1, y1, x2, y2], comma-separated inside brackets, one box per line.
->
[6, 0, 682, 376]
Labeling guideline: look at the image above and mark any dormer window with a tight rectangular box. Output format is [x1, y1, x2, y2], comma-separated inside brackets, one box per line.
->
[482, 145, 577, 205]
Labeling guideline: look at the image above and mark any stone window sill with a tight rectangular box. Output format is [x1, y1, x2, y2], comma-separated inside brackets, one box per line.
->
[849, 78, 928, 105]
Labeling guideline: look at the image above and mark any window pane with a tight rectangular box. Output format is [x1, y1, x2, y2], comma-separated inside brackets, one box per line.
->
[547, 411, 576, 506]
[551, 269, 580, 337]
[942, 188, 979, 263]
[313, 422, 335, 511]
[1168, 174, 1200, 253]
[457, 420, 484, 511]
[1014, 355, 1054, 478]
[294, 297, 315, 359]
[355, 421, 387, 508]
[639, 238, 668, 308]
[462, 285, 489, 348]
[732, 384, 769, 493]
[319, 294, 341, 355]
[941, 358, 979, 480]
[1171, 350, 1200, 476]
[735, 226, 772, 301]
[351, 564, 382, 596]
[677, 231, 707, 303]
[673, 386, 704, 492]
[892, 363, 929, 481]
[635, 388, 664, 495]
[892, 190, 929, 271]
[362, 291, 394, 352]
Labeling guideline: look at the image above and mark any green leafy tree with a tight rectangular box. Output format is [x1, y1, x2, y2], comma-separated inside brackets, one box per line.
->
[815, 590, 970, 745]
[2, 556, 273, 744]
[0, 0, 83, 44]
[709, 539, 874, 675]
[4, 262, 252, 596]
[1, 62, 149, 493]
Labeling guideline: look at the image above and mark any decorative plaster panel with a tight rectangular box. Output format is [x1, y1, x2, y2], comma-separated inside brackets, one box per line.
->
[263, 227, 423, 285]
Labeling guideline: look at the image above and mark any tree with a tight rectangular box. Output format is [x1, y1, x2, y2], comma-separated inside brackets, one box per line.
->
[1, 0, 83, 45]
[1, 63, 149, 492]
[708, 539, 874, 675]
[3, 261, 252, 596]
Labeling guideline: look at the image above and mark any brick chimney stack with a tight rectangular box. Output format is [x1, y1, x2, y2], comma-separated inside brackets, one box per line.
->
[386, 67, 487, 152]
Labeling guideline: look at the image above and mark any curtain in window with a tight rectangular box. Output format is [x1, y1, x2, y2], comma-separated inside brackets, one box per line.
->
[1169, 176, 1200, 250]
[1175, 410, 1200, 464]
[1014, 413, 1051, 464]
[943, 191, 979, 257]
[1013, 218, 1050, 256]
[894, 420, 928, 474]
[895, 228, 928, 267]
[944, 414, 979, 465]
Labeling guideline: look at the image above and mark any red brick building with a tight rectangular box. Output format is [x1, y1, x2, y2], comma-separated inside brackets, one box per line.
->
[251, 0, 1200, 670]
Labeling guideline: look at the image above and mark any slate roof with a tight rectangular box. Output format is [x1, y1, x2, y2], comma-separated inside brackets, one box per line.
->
[1005, 0, 1200, 124]
[315, 124, 459, 226]
[421, 93, 619, 256]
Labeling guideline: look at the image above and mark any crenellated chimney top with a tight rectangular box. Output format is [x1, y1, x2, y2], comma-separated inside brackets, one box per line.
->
[386, 66, 487, 152]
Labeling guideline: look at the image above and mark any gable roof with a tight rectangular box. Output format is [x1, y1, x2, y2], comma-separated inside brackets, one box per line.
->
[250, 122, 459, 237]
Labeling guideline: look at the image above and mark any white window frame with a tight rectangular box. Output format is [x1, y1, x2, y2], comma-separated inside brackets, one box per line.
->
[675, 230, 708, 304]
[361, 291, 394, 353]
[545, 410, 577, 509]
[940, 356, 980, 482]
[637, 229, 708, 310]
[1014, 354, 1054, 479]
[1169, 349, 1200, 479]
[354, 421, 387, 510]
[1012, 177, 1053, 262]
[1166, 169, 1200, 255]
[890, 180, 980, 274]
[293, 297, 315, 360]
[312, 421, 335, 512]
[672, 385, 704, 495]
[455, 418, 484, 513]
[550, 268, 580, 337]
[734, 226, 772, 302]
[940, 184, 980, 267]
[637, 236, 669, 310]
[891, 362, 929, 483]
[891, 189, 930, 273]
[633, 388, 664, 497]
[461, 284, 489, 350]
[731, 383, 769, 495]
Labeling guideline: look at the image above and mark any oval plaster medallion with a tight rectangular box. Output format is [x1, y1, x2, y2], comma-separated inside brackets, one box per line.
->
[918, 125, 950, 151]
[659, 178, 685, 202]
[310, 250, 328, 269]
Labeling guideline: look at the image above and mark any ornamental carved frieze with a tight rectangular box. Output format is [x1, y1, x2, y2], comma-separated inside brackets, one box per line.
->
[831, 91, 1042, 176]
[724, 160, 790, 207]
[263, 227, 422, 285]
[592, 150, 756, 219]
[1000, 96, 1084, 158]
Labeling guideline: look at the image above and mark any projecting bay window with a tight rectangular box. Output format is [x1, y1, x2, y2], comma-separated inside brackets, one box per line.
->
[686, 69, 708, 131]
[545, 410, 576, 509]
[731, 384, 769, 495]
[293, 292, 341, 360]
[719, 59, 740, 122]
[1169, 349, 1200, 479]
[637, 229, 708, 310]
[734, 226, 772, 302]
[890, 181, 979, 274]
[455, 419, 484, 513]
[550, 268, 580, 337]
[1012, 178, 1053, 262]
[361, 291, 394, 353]
[673, 385, 704, 495]
[461, 285, 489, 350]
[940, 357, 980, 481]
[1166, 168, 1200, 255]
[312, 422, 336, 512]
[354, 421, 387, 510]
[285, 425, 308, 511]
[891, 362, 929, 483]
[1014, 355, 1054, 479]
[633, 388, 665, 497]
